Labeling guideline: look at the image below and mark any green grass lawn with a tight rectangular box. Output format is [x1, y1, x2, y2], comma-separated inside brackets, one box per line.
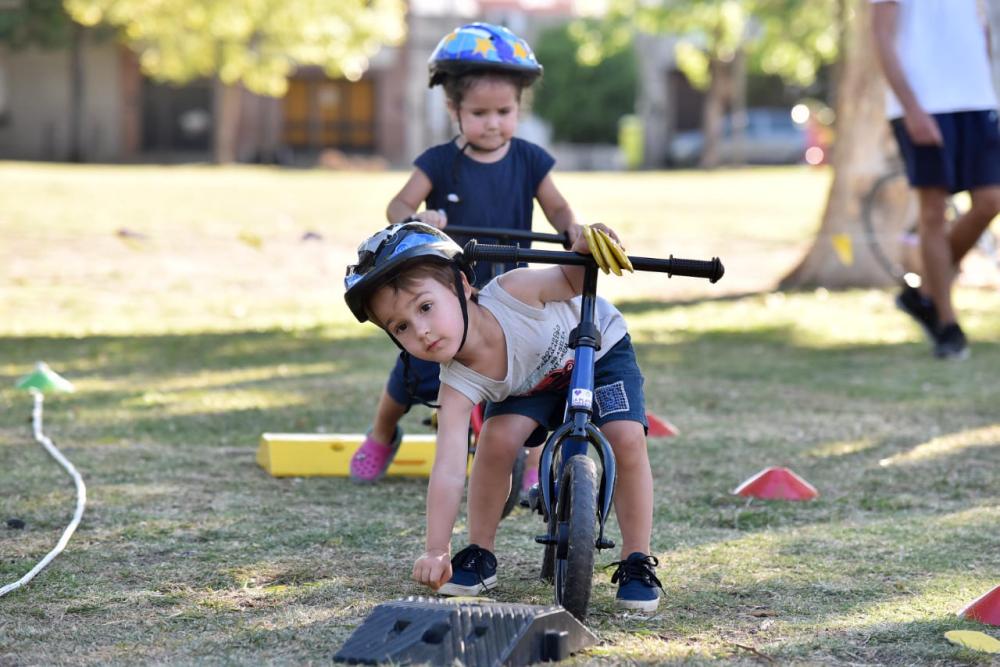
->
[1, 163, 998, 665]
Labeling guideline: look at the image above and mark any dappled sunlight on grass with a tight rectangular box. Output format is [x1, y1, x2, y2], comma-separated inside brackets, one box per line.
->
[792, 574, 978, 634]
[878, 425, 1000, 468]
[137, 362, 341, 392]
[807, 438, 879, 459]
[931, 504, 1000, 531]
[120, 389, 309, 415]
[624, 288, 1000, 351]
[5, 164, 1000, 664]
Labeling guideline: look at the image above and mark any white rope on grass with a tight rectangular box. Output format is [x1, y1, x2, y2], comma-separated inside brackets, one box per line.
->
[0, 390, 87, 598]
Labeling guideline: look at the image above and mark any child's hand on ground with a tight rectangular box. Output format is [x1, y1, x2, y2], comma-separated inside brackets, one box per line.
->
[413, 209, 448, 229]
[413, 550, 452, 590]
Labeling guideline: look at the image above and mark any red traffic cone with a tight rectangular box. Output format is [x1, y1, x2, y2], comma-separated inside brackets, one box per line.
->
[732, 466, 819, 501]
[645, 412, 678, 438]
[958, 585, 1000, 626]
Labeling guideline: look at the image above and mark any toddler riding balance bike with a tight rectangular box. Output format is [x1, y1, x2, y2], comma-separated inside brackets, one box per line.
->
[462, 238, 724, 621]
[440, 225, 571, 518]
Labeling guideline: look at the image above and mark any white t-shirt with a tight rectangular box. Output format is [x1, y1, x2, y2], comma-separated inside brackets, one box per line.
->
[439, 279, 628, 405]
[872, 0, 998, 118]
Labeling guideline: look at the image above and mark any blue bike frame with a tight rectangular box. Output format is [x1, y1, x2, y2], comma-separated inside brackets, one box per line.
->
[538, 263, 617, 552]
[459, 239, 723, 555]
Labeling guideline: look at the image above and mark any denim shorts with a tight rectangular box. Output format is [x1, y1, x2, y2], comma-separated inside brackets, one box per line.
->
[385, 353, 440, 408]
[891, 109, 1000, 194]
[483, 334, 647, 447]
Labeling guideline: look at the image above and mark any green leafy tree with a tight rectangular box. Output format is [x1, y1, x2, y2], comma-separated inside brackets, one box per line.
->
[63, 0, 406, 162]
[586, 0, 841, 167]
[1, 0, 91, 160]
[0, 0, 74, 47]
[533, 21, 637, 144]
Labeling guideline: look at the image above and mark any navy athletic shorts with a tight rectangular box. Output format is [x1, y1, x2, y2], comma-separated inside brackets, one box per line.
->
[483, 334, 648, 447]
[891, 109, 1000, 194]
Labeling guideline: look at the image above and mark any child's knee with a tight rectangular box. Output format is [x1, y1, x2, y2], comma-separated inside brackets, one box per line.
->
[602, 422, 648, 465]
[478, 419, 535, 460]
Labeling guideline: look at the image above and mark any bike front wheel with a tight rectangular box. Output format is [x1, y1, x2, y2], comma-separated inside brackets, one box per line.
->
[552, 454, 597, 621]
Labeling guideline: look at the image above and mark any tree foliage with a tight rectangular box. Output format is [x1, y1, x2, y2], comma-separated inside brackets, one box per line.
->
[584, 0, 840, 91]
[0, 0, 76, 49]
[62, 0, 406, 96]
[532, 21, 637, 143]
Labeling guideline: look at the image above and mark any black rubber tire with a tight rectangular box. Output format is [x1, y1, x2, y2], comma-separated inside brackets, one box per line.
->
[862, 170, 967, 282]
[552, 454, 597, 621]
[861, 170, 918, 282]
[500, 449, 526, 520]
[541, 541, 555, 583]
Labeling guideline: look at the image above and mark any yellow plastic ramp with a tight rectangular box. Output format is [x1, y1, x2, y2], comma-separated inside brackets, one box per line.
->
[257, 433, 438, 477]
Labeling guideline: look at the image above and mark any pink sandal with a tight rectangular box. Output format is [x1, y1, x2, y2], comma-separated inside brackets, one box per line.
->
[349, 427, 403, 483]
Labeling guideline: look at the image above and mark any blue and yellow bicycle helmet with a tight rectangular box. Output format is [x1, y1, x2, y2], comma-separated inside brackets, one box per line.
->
[428, 23, 542, 88]
[344, 221, 473, 324]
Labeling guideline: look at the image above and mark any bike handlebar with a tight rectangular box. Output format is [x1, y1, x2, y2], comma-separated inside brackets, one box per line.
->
[445, 225, 569, 247]
[462, 240, 725, 283]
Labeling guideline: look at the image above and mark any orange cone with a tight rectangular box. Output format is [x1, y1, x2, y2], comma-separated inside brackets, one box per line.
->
[645, 412, 678, 438]
[732, 467, 819, 501]
[958, 585, 1000, 626]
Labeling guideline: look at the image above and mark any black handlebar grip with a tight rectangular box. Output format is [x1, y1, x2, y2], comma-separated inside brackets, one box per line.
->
[463, 241, 525, 265]
[680, 257, 724, 283]
[462, 240, 725, 283]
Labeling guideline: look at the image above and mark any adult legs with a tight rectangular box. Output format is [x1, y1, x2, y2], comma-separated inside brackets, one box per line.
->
[916, 187, 957, 324]
[948, 186, 1000, 264]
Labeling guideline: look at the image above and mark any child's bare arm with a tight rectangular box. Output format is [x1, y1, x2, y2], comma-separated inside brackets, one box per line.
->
[497, 223, 623, 305]
[536, 174, 583, 247]
[412, 384, 474, 590]
[386, 169, 446, 228]
[871, 2, 942, 145]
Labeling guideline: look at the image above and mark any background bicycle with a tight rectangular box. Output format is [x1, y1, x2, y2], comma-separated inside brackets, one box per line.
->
[861, 162, 1000, 286]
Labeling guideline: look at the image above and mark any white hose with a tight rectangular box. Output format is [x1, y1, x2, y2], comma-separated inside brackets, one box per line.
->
[0, 390, 87, 598]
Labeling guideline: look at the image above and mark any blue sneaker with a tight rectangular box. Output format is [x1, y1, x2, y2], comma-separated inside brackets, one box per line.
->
[608, 552, 663, 612]
[437, 544, 498, 596]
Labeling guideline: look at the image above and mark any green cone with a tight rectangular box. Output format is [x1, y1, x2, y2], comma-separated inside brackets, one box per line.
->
[15, 362, 76, 393]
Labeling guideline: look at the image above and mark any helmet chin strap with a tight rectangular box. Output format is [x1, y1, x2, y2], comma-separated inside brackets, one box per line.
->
[452, 265, 470, 353]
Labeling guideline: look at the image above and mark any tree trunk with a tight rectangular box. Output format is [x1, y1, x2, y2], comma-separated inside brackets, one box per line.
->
[780, 0, 897, 288]
[730, 47, 748, 166]
[213, 79, 242, 164]
[699, 56, 728, 169]
[67, 23, 84, 163]
[635, 31, 671, 168]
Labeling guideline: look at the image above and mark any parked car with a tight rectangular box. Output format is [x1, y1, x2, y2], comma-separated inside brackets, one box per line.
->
[667, 107, 807, 166]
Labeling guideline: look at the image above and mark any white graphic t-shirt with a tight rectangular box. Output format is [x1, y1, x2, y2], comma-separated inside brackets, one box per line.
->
[439, 279, 628, 405]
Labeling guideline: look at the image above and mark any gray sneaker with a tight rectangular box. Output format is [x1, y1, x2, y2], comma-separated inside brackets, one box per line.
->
[934, 323, 969, 360]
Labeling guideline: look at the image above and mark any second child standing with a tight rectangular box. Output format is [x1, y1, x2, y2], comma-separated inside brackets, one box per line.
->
[351, 24, 583, 493]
